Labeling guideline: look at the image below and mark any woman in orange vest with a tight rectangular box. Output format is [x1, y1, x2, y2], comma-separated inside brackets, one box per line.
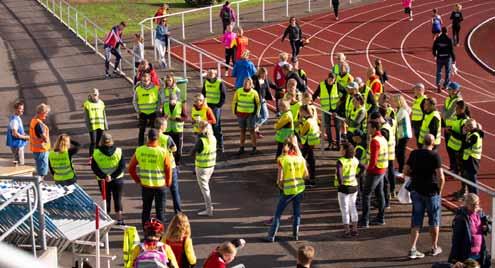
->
[29, 103, 51, 179]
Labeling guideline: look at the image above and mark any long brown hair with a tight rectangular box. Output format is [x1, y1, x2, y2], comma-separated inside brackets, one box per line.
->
[165, 213, 191, 242]
[54, 134, 70, 152]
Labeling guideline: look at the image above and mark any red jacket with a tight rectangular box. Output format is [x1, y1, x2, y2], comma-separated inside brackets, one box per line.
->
[104, 25, 123, 48]
[136, 67, 160, 87]
[273, 62, 286, 89]
[203, 251, 226, 268]
[367, 130, 387, 175]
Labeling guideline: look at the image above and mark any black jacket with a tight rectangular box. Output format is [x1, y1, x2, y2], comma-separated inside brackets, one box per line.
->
[282, 25, 302, 41]
[433, 34, 456, 62]
[251, 74, 275, 101]
[285, 71, 307, 93]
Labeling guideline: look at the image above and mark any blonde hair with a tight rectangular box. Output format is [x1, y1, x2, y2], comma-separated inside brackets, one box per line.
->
[297, 245, 315, 266]
[455, 3, 462, 11]
[134, 33, 144, 43]
[218, 242, 237, 255]
[465, 193, 479, 208]
[394, 94, 411, 114]
[243, 77, 253, 89]
[279, 52, 289, 61]
[54, 134, 70, 152]
[164, 73, 176, 88]
[165, 213, 191, 242]
[36, 103, 51, 114]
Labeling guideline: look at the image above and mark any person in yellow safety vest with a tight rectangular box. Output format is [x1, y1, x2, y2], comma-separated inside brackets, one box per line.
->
[284, 79, 302, 136]
[418, 97, 441, 149]
[346, 94, 367, 141]
[378, 93, 397, 202]
[30, 103, 51, 179]
[128, 218, 178, 268]
[128, 129, 173, 225]
[293, 60, 308, 86]
[335, 143, 365, 237]
[442, 82, 463, 173]
[301, 92, 317, 119]
[83, 88, 108, 160]
[275, 100, 294, 158]
[163, 93, 187, 165]
[191, 93, 216, 135]
[201, 69, 226, 152]
[355, 77, 377, 114]
[122, 226, 140, 268]
[133, 72, 163, 146]
[351, 130, 367, 198]
[461, 119, 483, 195]
[299, 105, 320, 187]
[265, 136, 308, 242]
[91, 133, 126, 225]
[156, 117, 182, 214]
[193, 121, 217, 216]
[411, 83, 427, 146]
[343, 82, 359, 120]
[336, 63, 354, 90]
[332, 52, 349, 76]
[48, 134, 81, 186]
[366, 67, 383, 102]
[447, 100, 470, 200]
[162, 73, 184, 108]
[312, 72, 345, 151]
[232, 77, 261, 155]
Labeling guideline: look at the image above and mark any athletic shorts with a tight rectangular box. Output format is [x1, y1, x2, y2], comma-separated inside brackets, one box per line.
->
[404, 7, 411, 14]
[237, 115, 256, 130]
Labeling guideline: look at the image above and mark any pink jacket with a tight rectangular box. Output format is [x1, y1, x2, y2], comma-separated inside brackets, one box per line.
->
[402, 0, 412, 8]
[220, 32, 237, 49]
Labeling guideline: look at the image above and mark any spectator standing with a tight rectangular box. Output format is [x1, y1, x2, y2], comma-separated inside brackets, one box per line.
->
[49, 134, 80, 186]
[135, 60, 160, 86]
[273, 53, 289, 114]
[232, 50, 257, 89]
[402, 0, 413, 21]
[283, 64, 307, 93]
[404, 133, 445, 259]
[232, 78, 260, 155]
[391, 94, 412, 174]
[374, 59, 388, 86]
[162, 74, 183, 108]
[91, 133, 125, 225]
[219, 1, 236, 34]
[202, 69, 226, 152]
[450, 4, 464, 46]
[443, 82, 463, 172]
[191, 93, 216, 135]
[462, 119, 483, 194]
[6, 100, 29, 166]
[133, 72, 162, 146]
[336, 63, 354, 90]
[332, 53, 348, 76]
[332, 0, 340, 20]
[29, 103, 51, 179]
[164, 213, 197, 268]
[164, 93, 187, 165]
[293, 60, 308, 86]
[432, 9, 443, 40]
[433, 27, 456, 92]
[411, 83, 427, 144]
[155, 19, 170, 69]
[220, 24, 237, 77]
[281, 17, 304, 62]
[346, 94, 367, 140]
[449, 101, 470, 200]
[252, 67, 276, 138]
[356, 77, 377, 114]
[418, 97, 441, 149]
[128, 129, 172, 225]
[83, 88, 108, 159]
[132, 33, 144, 69]
[299, 105, 320, 186]
[234, 27, 248, 61]
[366, 67, 383, 102]
[297, 245, 315, 268]
[103, 22, 126, 79]
[274, 100, 294, 158]
[154, 3, 169, 24]
[448, 194, 491, 267]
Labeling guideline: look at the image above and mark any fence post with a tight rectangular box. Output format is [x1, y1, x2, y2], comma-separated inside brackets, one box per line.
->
[75, 11, 79, 36]
[84, 19, 88, 44]
[167, 38, 171, 68]
[52, 0, 55, 13]
[150, 20, 154, 47]
[35, 176, 47, 250]
[236, 2, 240, 27]
[59, 0, 62, 20]
[27, 188, 36, 257]
[67, 5, 70, 29]
[95, 27, 98, 53]
[199, 53, 203, 86]
[286, 0, 289, 17]
[262, 0, 265, 22]
[308, 0, 311, 12]
[217, 62, 222, 79]
[181, 13, 186, 40]
[182, 44, 187, 78]
[209, 6, 213, 34]
[492, 196, 495, 262]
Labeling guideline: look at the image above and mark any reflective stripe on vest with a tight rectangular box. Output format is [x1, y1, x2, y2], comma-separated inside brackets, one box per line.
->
[444, 95, 462, 126]
[191, 105, 208, 133]
[381, 122, 396, 160]
[463, 132, 482, 160]
[334, 157, 359, 187]
[235, 88, 257, 113]
[344, 94, 355, 119]
[355, 145, 367, 165]
[49, 150, 75, 181]
[275, 111, 294, 143]
[368, 135, 389, 169]
[411, 95, 426, 121]
[447, 117, 467, 151]
[300, 117, 320, 146]
[135, 146, 167, 187]
[205, 79, 222, 105]
[136, 85, 160, 114]
[419, 111, 441, 145]
[83, 100, 106, 131]
[29, 117, 50, 152]
[279, 154, 306, 195]
[348, 107, 366, 133]
[337, 73, 352, 89]
[158, 133, 176, 169]
[93, 148, 123, 179]
[164, 102, 184, 133]
[319, 81, 340, 111]
[163, 87, 181, 107]
[195, 136, 217, 168]
[361, 86, 373, 111]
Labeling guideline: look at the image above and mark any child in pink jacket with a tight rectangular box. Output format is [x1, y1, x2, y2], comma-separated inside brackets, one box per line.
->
[402, 0, 413, 21]
[220, 24, 237, 76]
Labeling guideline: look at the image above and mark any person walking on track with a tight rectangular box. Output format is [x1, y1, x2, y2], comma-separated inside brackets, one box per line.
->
[450, 4, 464, 46]
[29, 103, 51, 180]
[418, 97, 441, 150]
[431, 9, 443, 40]
[332, 0, 340, 20]
[443, 82, 463, 172]
[252, 67, 276, 138]
[265, 136, 308, 242]
[164, 93, 187, 165]
[232, 50, 257, 89]
[134, 72, 162, 146]
[7, 100, 29, 166]
[191, 93, 216, 135]
[202, 69, 226, 152]
[232, 77, 260, 155]
[128, 129, 173, 225]
[411, 83, 427, 145]
[103, 21, 126, 79]
[83, 88, 108, 161]
[234, 27, 248, 61]
[91, 133, 125, 225]
[220, 1, 236, 34]
[433, 27, 456, 92]
[193, 121, 217, 216]
[220, 24, 237, 77]
[391, 94, 412, 175]
[402, 0, 413, 21]
[154, 18, 170, 69]
[359, 121, 388, 228]
[462, 119, 483, 195]
[404, 133, 445, 259]
[299, 105, 320, 187]
[281, 17, 304, 63]
[49, 134, 80, 186]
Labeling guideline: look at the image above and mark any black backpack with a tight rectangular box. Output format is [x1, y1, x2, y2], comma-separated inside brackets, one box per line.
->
[222, 7, 231, 21]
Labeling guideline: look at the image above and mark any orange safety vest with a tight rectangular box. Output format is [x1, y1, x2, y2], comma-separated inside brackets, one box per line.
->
[29, 117, 50, 153]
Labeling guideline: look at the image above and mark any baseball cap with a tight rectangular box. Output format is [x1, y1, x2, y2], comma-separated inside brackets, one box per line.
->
[347, 81, 359, 89]
[354, 77, 364, 86]
[148, 129, 159, 141]
[447, 82, 461, 91]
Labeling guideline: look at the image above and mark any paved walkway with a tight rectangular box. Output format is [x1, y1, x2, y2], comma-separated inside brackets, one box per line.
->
[0, 1, 457, 268]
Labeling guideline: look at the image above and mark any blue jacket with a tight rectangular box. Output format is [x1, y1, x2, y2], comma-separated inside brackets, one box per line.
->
[6, 115, 27, 148]
[155, 25, 169, 42]
[232, 59, 256, 89]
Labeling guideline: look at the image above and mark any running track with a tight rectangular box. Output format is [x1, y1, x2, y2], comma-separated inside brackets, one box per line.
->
[171, 0, 495, 209]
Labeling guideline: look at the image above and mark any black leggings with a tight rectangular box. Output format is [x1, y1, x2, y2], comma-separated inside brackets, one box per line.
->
[302, 144, 316, 181]
[138, 112, 157, 146]
[289, 40, 301, 61]
[396, 137, 409, 173]
[98, 179, 124, 213]
[452, 24, 461, 45]
[332, 1, 339, 17]
[225, 48, 236, 69]
[89, 129, 104, 157]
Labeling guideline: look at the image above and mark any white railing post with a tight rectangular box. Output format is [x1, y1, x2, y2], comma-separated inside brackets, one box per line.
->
[181, 13, 186, 40]
[491, 196, 495, 262]
[27, 188, 36, 257]
[94, 28, 98, 52]
[52, 0, 55, 13]
[199, 53, 203, 86]
[150, 20, 154, 47]
[217, 63, 222, 80]
[75, 10, 79, 36]
[95, 206, 101, 268]
[308, 0, 311, 12]
[209, 6, 213, 33]
[182, 44, 187, 78]
[286, 0, 289, 17]
[67, 5, 70, 29]
[236, 2, 240, 27]
[167, 37, 171, 68]
[59, 0, 62, 20]
[262, 0, 265, 22]
[84, 19, 88, 44]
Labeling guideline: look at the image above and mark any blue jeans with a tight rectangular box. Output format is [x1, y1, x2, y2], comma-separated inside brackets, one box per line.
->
[268, 192, 302, 239]
[169, 168, 182, 213]
[410, 191, 441, 227]
[361, 173, 386, 224]
[256, 101, 269, 128]
[436, 57, 452, 88]
[33, 151, 49, 176]
[211, 107, 224, 149]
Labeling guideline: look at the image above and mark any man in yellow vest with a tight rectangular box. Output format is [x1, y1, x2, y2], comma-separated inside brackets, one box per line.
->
[133, 72, 163, 146]
[128, 129, 172, 225]
[462, 119, 483, 194]
[201, 69, 226, 152]
[232, 77, 260, 155]
[336, 63, 354, 90]
[29, 103, 51, 179]
[442, 82, 462, 173]
[411, 83, 427, 147]
[191, 93, 216, 135]
[299, 105, 320, 186]
[418, 97, 441, 150]
[265, 136, 308, 242]
[356, 77, 377, 114]
[312, 72, 344, 150]
[83, 88, 108, 159]
[163, 93, 186, 164]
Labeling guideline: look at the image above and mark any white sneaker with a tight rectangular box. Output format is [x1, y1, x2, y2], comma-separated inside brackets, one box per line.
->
[198, 209, 213, 216]
[408, 248, 425, 259]
[428, 247, 442, 256]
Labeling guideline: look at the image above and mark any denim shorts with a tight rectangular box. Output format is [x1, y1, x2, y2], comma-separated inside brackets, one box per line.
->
[411, 191, 441, 228]
[237, 115, 256, 130]
[33, 151, 49, 176]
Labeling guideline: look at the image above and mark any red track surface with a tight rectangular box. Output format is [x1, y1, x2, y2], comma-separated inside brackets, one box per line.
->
[172, 0, 495, 209]
[468, 17, 495, 72]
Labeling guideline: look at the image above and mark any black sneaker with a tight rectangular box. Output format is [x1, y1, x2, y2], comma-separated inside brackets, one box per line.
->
[370, 219, 385, 226]
[236, 147, 245, 155]
[116, 219, 125, 225]
[250, 148, 258, 155]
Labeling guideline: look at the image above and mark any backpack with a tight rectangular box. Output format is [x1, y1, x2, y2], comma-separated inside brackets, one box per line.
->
[222, 7, 231, 21]
[134, 242, 168, 268]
